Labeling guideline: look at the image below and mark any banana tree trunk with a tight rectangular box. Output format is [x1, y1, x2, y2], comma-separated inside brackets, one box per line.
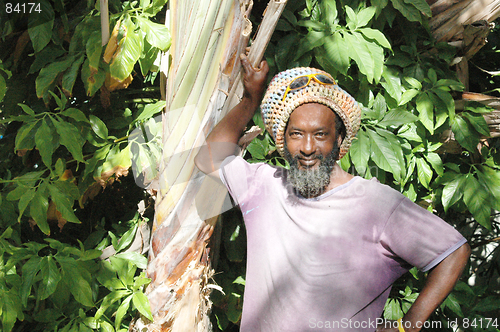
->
[131, 1, 287, 331]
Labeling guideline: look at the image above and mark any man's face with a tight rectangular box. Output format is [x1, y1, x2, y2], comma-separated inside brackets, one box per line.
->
[283, 103, 342, 197]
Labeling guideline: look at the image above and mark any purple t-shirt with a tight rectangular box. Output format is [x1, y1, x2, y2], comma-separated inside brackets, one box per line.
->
[219, 156, 466, 332]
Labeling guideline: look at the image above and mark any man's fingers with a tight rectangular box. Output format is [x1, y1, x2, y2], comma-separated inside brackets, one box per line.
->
[240, 53, 252, 74]
[259, 60, 269, 73]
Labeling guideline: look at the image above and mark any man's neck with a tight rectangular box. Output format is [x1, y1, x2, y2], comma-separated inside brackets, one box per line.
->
[324, 163, 354, 192]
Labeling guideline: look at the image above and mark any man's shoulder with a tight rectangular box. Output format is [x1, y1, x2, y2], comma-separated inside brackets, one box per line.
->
[351, 176, 406, 204]
[221, 155, 283, 179]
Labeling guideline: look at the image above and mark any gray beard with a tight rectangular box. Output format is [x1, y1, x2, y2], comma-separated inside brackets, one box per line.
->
[284, 142, 340, 198]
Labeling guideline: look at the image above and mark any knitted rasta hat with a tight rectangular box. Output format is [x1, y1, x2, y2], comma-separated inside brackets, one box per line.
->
[260, 67, 362, 160]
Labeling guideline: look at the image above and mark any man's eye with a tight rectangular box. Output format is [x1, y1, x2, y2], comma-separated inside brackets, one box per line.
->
[316, 132, 326, 137]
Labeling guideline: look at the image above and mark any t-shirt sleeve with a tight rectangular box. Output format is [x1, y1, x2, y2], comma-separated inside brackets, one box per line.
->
[380, 197, 467, 272]
[218, 155, 263, 206]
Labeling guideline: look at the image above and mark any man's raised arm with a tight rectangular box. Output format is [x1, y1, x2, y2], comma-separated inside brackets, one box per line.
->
[194, 54, 269, 176]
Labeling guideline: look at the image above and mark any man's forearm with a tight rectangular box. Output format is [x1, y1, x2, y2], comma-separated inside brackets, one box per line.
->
[195, 54, 268, 175]
[194, 96, 259, 174]
[401, 243, 471, 332]
[205, 96, 260, 146]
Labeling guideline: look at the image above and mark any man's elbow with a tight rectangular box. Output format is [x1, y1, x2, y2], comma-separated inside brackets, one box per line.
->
[194, 150, 212, 175]
[461, 242, 472, 261]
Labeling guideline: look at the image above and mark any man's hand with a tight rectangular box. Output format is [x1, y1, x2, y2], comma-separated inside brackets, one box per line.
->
[194, 53, 269, 176]
[241, 53, 269, 107]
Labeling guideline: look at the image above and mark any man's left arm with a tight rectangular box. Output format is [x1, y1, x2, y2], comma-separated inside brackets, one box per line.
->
[377, 242, 471, 332]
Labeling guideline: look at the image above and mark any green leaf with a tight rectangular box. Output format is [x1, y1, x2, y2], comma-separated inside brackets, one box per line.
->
[114, 252, 148, 270]
[61, 108, 89, 123]
[109, 16, 143, 81]
[139, 40, 161, 76]
[365, 93, 386, 121]
[391, 0, 422, 22]
[48, 184, 80, 224]
[442, 293, 464, 317]
[399, 89, 419, 106]
[356, 7, 377, 28]
[323, 33, 350, 75]
[476, 166, 500, 210]
[30, 185, 50, 235]
[39, 256, 62, 300]
[463, 174, 491, 229]
[404, 77, 422, 90]
[428, 68, 437, 84]
[367, 128, 403, 180]
[86, 31, 102, 72]
[136, 16, 171, 51]
[345, 6, 358, 30]
[362, 34, 384, 83]
[383, 298, 404, 320]
[53, 180, 80, 200]
[321, 0, 337, 24]
[233, 276, 246, 285]
[114, 222, 138, 252]
[416, 93, 434, 134]
[1, 289, 23, 332]
[28, 0, 55, 52]
[404, 0, 432, 17]
[57, 256, 94, 307]
[135, 100, 166, 122]
[424, 152, 443, 177]
[295, 30, 328, 61]
[381, 66, 402, 102]
[89, 115, 109, 140]
[18, 103, 36, 116]
[433, 89, 455, 120]
[7, 184, 29, 201]
[349, 129, 370, 175]
[62, 54, 85, 97]
[472, 296, 500, 312]
[416, 157, 432, 188]
[20, 256, 43, 306]
[35, 118, 59, 168]
[95, 290, 131, 320]
[441, 174, 465, 212]
[377, 109, 418, 127]
[0, 74, 6, 102]
[18, 188, 36, 222]
[462, 112, 490, 137]
[29, 45, 66, 74]
[132, 292, 153, 321]
[115, 294, 132, 330]
[51, 117, 85, 162]
[247, 139, 266, 160]
[359, 28, 391, 49]
[450, 115, 477, 152]
[15, 121, 38, 152]
[296, 20, 328, 30]
[81, 58, 105, 96]
[345, 32, 375, 83]
[36, 56, 75, 101]
[71, 277, 94, 307]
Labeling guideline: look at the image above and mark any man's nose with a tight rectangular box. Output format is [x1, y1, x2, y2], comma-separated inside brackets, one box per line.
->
[300, 135, 315, 156]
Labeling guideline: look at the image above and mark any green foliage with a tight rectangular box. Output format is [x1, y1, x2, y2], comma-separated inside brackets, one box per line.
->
[0, 216, 152, 332]
[2, 0, 500, 330]
[0, 0, 167, 330]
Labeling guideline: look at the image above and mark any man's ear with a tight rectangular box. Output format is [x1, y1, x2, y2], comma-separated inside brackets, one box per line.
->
[336, 133, 343, 147]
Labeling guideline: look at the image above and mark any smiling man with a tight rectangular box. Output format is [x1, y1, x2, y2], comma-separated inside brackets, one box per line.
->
[195, 55, 470, 332]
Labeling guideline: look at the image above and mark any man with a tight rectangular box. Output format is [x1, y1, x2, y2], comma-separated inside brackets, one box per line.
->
[195, 55, 470, 331]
